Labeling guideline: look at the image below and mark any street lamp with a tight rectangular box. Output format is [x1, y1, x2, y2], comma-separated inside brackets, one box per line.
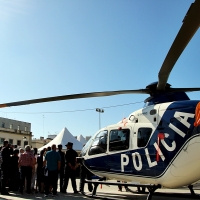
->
[96, 108, 104, 129]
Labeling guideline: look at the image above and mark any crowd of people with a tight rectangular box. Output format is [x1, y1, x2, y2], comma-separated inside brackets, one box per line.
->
[0, 140, 87, 197]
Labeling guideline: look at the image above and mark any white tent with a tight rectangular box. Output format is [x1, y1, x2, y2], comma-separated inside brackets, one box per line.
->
[77, 135, 87, 145]
[38, 127, 84, 151]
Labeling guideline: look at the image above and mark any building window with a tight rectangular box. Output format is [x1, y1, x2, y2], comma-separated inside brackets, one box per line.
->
[24, 141, 28, 147]
[17, 140, 21, 146]
[25, 126, 27, 131]
[17, 125, 20, 131]
[10, 124, 13, 129]
[2, 123, 5, 128]
[0, 138, 5, 144]
[9, 139, 13, 144]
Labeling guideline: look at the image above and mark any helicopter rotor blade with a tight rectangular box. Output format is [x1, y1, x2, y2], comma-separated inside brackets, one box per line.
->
[168, 87, 200, 93]
[0, 89, 150, 108]
[157, 0, 200, 90]
[1, 86, 199, 109]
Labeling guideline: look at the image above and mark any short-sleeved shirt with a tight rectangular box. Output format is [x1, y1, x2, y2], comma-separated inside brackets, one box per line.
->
[19, 151, 35, 167]
[45, 150, 61, 171]
[65, 148, 78, 167]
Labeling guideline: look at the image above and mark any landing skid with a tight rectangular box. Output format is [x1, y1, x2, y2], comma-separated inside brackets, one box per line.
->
[84, 178, 161, 200]
[188, 185, 196, 196]
[83, 180, 200, 200]
[126, 185, 161, 200]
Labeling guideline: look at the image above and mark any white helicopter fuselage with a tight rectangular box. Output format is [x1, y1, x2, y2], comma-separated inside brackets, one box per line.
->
[81, 100, 200, 188]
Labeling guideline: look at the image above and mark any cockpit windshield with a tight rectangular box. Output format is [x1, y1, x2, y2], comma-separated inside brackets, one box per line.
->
[80, 130, 108, 156]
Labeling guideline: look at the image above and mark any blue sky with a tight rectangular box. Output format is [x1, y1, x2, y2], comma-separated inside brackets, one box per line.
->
[0, 0, 199, 139]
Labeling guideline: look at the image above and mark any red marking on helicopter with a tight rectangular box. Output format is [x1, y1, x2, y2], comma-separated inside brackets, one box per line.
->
[194, 102, 200, 127]
[156, 133, 165, 161]
[122, 118, 128, 127]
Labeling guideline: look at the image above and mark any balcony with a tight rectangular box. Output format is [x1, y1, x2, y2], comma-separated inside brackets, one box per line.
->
[0, 127, 31, 135]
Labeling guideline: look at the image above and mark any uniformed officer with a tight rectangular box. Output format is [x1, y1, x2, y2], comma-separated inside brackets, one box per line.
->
[57, 144, 65, 192]
[62, 142, 78, 193]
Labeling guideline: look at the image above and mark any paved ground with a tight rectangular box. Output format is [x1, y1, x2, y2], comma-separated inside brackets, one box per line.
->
[0, 179, 200, 200]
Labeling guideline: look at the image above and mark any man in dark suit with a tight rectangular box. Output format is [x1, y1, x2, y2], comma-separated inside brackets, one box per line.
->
[62, 142, 78, 193]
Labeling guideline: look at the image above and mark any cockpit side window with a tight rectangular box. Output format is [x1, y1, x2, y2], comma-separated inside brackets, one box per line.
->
[109, 129, 130, 151]
[137, 128, 152, 147]
[88, 130, 108, 156]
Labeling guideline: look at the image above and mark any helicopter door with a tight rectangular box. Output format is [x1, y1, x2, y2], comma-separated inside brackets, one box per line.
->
[133, 124, 154, 148]
[107, 127, 131, 174]
[132, 123, 156, 175]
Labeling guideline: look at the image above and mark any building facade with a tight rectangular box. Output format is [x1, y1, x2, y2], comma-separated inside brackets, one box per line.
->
[31, 137, 53, 149]
[47, 134, 57, 139]
[0, 117, 32, 148]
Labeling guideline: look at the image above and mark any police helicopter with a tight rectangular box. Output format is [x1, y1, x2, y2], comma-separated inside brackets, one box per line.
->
[0, 0, 200, 199]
